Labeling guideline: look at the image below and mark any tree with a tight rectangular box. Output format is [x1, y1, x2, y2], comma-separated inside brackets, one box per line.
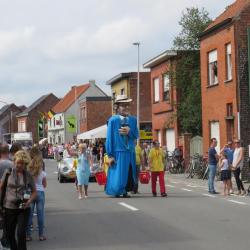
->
[173, 7, 211, 50]
[171, 7, 211, 136]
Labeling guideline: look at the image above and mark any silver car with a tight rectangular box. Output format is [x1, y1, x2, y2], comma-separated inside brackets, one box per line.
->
[57, 158, 76, 183]
[57, 158, 101, 183]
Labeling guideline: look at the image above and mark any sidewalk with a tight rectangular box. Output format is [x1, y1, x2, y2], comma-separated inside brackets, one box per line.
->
[165, 173, 250, 195]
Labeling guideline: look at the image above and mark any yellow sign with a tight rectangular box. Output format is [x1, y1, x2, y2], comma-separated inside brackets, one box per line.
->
[140, 130, 153, 140]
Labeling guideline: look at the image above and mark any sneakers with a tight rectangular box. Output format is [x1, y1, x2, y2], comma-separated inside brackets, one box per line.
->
[161, 193, 167, 197]
[78, 195, 83, 200]
[152, 192, 157, 197]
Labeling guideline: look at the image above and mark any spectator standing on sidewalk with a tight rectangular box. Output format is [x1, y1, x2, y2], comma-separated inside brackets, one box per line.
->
[0, 144, 14, 249]
[219, 152, 231, 196]
[208, 138, 219, 194]
[232, 139, 246, 195]
[149, 141, 167, 197]
[221, 141, 234, 193]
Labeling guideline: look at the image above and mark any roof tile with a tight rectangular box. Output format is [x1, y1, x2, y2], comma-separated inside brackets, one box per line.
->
[52, 84, 90, 113]
[206, 0, 250, 31]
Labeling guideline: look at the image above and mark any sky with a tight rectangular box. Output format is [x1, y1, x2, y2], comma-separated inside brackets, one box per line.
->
[0, 0, 234, 108]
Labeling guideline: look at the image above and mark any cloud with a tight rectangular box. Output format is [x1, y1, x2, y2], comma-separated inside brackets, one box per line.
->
[0, 0, 234, 108]
[0, 26, 35, 58]
[43, 17, 149, 59]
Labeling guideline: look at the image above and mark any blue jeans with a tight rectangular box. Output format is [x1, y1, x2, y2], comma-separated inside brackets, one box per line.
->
[27, 191, 45, 237]
[208, 164, 217, 192]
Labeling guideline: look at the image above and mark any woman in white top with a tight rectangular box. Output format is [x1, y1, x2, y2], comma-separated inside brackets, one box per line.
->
[219, 152, 231, 196]
[232, 140, 246, 195]
[26, 147, 47, 241]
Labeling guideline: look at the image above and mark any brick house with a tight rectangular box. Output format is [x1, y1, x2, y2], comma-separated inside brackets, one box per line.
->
[143, 50, 196, 152]
[16, 93, 59, 143]
[200, 0, 250, 178]
[79, 96, 112, 133]
[106, 72, 152, 141]
[0, 104, 26, 143]
[49, 81, 108, 144]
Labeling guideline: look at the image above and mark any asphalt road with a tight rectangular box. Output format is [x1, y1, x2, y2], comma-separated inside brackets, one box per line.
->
[29, 159, 250, 250]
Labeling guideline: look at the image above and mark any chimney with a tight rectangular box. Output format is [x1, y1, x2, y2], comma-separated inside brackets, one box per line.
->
[71, 85, 76, 90]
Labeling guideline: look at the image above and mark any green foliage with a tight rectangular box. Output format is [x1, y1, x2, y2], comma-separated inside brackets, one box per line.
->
[173, 7, 211, 50]
[170, 7, 211, 136]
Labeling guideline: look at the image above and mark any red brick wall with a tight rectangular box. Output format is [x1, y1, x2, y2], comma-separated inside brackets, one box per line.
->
[234, 5, 250, 179]
[200, 24, 238, 153]
[150, 61, 179, 146]
[26, 94, 60, 143]
[80, 100, 112, 133]
[129, 72, 152, 123]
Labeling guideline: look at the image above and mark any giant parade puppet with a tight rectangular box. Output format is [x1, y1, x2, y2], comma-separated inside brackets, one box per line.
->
[105, 95, 139, 197]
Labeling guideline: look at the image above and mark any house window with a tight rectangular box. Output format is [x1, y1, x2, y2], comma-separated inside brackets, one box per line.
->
[153, 78, 160, 102]
[208, 50, 218, 85]
[226, 103, 233, 117]
[18, 120, 26, 132]
[81, 107, 86, 121]
[121, 88, 125, 95]
[226, 43, 232, 81]
[53, 117, 56, 127]
[112, 92, 116, 101]
[163, 74, 170, 101]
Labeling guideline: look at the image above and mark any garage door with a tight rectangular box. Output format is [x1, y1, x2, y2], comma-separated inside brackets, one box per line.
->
[166, 129, 176, 152]
[210, 121, 220, 152]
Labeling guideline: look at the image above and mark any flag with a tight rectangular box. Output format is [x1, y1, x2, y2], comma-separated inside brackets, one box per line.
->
[48, 110, 55, 119]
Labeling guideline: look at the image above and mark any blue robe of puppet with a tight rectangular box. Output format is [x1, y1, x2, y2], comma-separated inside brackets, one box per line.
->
[105, 115, 139, 196]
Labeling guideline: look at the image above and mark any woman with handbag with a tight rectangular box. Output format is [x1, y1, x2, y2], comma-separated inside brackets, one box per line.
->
[0, 150, 37, 250]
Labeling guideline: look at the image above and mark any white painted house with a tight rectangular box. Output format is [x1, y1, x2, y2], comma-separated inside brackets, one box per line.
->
[48, 81, 107, 144]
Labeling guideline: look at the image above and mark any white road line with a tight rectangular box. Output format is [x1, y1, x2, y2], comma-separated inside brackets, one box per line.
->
[187, 184, 198, 188]
[228, 200, 247, 205]
[119, 202, 139, 211]
[166, 184, 175, 188]
[181, 188, 192, 192]
[202, 193, 216, 198]
[54, 171, 58, 174]
[171, 181, 179, 184]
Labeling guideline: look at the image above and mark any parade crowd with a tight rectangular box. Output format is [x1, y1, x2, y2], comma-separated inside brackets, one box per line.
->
[0, 95, 249, 250]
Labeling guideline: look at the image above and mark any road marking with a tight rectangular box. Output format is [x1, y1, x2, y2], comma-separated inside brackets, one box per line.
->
[228, 200, 247, 205]
[119, 202, 139, 211]
[187, 184, 197, 188]
[166, 184, 175, 188]
[181, 188, 192, 192]
[171, 181, 179, 184]
[54, 171, 58, 174]
[202, 193, 216, 198]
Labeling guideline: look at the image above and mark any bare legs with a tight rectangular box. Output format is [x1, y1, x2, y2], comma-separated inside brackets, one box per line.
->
[78, 185, 88, 199]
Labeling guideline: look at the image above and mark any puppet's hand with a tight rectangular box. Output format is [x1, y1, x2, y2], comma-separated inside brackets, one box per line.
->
[119, 126, 130, 135]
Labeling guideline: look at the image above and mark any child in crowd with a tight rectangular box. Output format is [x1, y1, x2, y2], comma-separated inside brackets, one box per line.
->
[219, 152, 231, 196]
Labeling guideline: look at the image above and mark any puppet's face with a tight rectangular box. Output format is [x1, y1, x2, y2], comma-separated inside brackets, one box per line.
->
[117, 103, 130, 116]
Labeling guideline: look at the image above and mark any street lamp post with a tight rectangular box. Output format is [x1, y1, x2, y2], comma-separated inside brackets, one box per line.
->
[133, 42, 140, 133]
